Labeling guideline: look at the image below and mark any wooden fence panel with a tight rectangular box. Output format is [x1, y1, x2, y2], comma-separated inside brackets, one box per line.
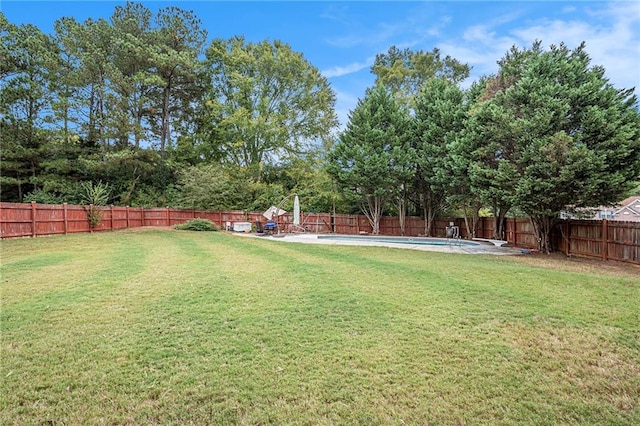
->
[66, 205, 90, 234]
[515, 219, 537, 248]
[142, 208, 168, 227]
[404, 216, 424, 236]
[606, 221, 639, 263]
[505, 218, 537, 248]
[218, 211, 249, 228]
[379, 216, 400, 236]
[296, 213, 331, 234]
[112, 206, 130, 230]
[477, 218, 495, 240]
[568, 220, 603, 258]
[127, 208, 144, 228]
[170, 209, 196, 226]
[333, 214, 361, 235]
[0, 202, 32, 238]
[34, 204, 64, 236]
[551, 219, 639, 264]
[92, 206, 111, 232]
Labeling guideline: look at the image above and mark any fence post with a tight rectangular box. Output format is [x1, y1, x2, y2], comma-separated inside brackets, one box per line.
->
[141, 207, 145, 227]
[126, 206, 130, 229]
[63, 203, 68, 235]
[110, 205, 114, 230]
[565, 220, 570, 255]
[31, 201, 37, 237]
[166, 206, 171, 226]
[602, 219, 608, 261]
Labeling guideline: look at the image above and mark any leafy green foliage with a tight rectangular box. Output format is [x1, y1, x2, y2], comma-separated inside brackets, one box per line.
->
[329, 86, 412, 234]
[83, 148, 177, 207]
[413, 78, 467, 235]
[467, 42, 640, 252]
[0, 14, 57, 202]
[199, 37, 338, 173]
[371, 45, 470, 109]
[173, 218, 218, 231]
[78, 180, 111, 228]
[176, 163, 249, 210]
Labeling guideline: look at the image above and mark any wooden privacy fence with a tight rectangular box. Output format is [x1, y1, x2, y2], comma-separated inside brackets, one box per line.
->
[1, 202, 638, 264]
[553, 219, 640, 264]
[0, 202, 334, 238]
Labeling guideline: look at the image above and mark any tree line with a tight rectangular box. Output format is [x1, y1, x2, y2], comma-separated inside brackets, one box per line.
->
[2, 3, 639, 252]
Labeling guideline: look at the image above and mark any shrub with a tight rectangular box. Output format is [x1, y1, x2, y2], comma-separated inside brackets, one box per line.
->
[78, 181, 111, 229]
[174, 218, 219, 232]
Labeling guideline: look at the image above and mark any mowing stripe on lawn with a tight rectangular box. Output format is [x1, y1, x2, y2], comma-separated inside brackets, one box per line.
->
[1, 230, 638, 425]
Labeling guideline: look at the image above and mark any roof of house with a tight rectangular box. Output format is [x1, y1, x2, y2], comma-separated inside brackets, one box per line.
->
[614, 196, 640, 220]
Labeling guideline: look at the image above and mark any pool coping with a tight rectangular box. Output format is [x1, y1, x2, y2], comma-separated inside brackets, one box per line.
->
[235, 232, 521, 256]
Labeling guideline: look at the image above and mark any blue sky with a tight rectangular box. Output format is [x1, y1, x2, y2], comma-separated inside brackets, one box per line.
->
[3, 1, 639, 127]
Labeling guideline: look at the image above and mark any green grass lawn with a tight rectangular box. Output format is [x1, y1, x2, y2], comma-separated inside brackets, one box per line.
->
[1, 229, 639, 425]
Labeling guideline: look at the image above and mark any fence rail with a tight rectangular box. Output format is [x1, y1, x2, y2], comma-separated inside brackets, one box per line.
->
[1, 202, 638, 264]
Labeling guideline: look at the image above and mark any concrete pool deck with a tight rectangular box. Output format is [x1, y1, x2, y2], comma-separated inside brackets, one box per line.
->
[236, 233, 521, 256]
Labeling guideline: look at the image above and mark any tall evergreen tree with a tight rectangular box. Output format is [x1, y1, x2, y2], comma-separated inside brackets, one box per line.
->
[413, 78, 467, 236]
[148, 6, 207, 155]
[473, 42, 640, 252]
[0, 15, 57, 201]
[329, 86, 412, 234]
[108, 1, 155, 148]
[447, 80, 487, 238]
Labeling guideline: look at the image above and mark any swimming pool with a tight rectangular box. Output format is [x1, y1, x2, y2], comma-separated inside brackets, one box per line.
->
[238, 232, 516, 255]
[317, 235, 481, 246]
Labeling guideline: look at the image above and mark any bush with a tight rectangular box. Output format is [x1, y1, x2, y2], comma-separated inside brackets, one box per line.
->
[78, 181, 111, 229]
[173, 218, 219, 232]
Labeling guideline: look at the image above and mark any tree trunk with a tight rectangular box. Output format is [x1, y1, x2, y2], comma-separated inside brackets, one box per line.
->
[530, 215, 556, 254]
[396, 194, 406, 236]
[422, 190, 436, 237]
[472, 200, 481, 239]
[161, 80, 172, 156]
[361, 195, 383, 235]
[423, 203, 434, 237]
[493, 206, 508, 240]
[462, 204, 471, 238]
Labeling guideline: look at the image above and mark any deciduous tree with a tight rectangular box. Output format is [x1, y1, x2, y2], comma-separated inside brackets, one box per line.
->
[199, 37, 337, 177]
[371, 45, 470, 109]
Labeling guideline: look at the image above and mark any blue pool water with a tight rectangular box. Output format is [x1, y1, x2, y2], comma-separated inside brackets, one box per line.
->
[317, 235, 481, 247]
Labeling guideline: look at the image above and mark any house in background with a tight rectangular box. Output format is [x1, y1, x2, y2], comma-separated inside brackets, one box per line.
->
[593, 196, 640, 222]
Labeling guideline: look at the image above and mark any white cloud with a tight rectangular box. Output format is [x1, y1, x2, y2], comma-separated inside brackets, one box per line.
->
[325, 1, 639, 131]
[321, 58, 374, 78]
[439, 1, 640, 91]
